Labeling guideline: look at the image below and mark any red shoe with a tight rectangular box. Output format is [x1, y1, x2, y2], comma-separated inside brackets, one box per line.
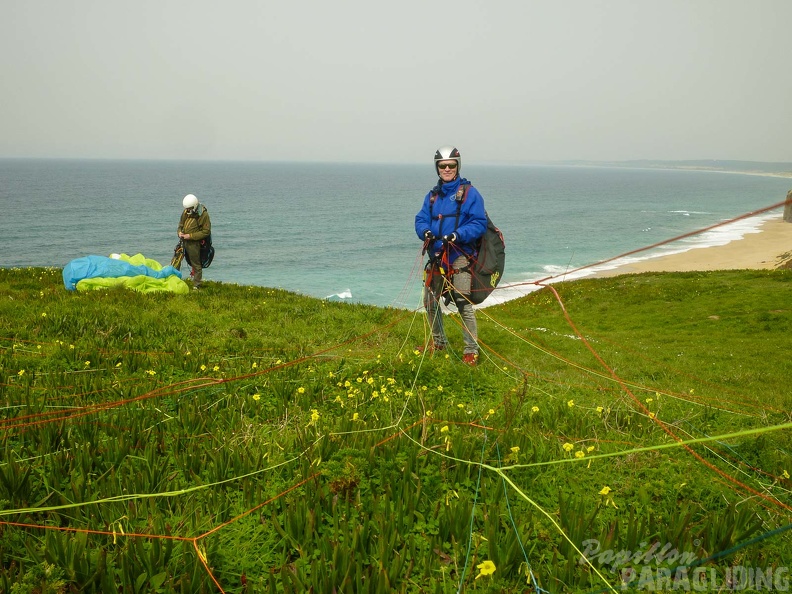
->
[462, 353, 478, 367]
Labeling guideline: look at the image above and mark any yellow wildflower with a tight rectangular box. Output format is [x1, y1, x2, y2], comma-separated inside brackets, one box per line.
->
[253, 394, 261, 401]
[599, 486, 612, 496]
[352, 412, 359, 421]
[587, 446, 595, 453]
[18, 370, 25, 376]
[575, 450, 585, 458]
[440, 425, 449, 433]
[510, 446, 520, 454]
[563, 443, 574, 452]
[213, 365, 220, 372]
[310, 409, 320, 423]
[596, 406, 604, 414]
[297, 387, 305, 394]
[531, 406, 539, 413]
[437, 385, 443, 392]
[567, 399, 574, 407]
[475, 560, 496, 579]
[783, 470, 790, 479]
[200, 365, 207, 371]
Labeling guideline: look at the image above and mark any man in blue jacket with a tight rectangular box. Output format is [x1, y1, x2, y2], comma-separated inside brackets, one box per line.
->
[415, 146, 488, 366]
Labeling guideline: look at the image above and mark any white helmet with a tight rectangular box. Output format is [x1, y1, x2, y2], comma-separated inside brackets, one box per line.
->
[182, 194, 198, 210]
[434, 146, 461, 175]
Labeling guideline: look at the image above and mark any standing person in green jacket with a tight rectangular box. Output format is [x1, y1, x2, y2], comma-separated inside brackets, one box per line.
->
[177, 194, 211, 290]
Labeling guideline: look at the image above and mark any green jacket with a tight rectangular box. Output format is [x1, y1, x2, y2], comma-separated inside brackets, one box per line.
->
[178, 204, 211, 241]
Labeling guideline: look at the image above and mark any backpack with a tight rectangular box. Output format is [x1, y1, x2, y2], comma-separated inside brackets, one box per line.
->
[200, 235, 215, 268]
[429, 183, 505, 305]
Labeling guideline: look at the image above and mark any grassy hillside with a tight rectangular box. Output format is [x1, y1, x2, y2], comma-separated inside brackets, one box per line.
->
[1, 267, 791, 593]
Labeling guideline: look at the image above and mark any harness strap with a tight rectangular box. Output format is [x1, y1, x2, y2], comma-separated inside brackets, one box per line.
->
[425, 184, 474, 302]
[428, 184, 476, 259]
[429, 183, 470, 235]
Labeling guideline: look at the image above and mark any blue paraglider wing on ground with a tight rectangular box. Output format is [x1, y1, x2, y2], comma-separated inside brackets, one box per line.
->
[62, 254, 188, 294]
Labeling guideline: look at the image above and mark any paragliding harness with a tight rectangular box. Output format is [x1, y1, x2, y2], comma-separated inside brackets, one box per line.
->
[423, 183, 505, 306]
[183, 234, 215, 269]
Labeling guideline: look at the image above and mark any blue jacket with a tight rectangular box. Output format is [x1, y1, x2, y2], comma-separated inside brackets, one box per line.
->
[415, 177, 488, 263]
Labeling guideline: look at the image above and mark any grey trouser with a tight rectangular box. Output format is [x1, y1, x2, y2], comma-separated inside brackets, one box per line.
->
[184, 241, 203, 288]
[424, 255, 478, 355]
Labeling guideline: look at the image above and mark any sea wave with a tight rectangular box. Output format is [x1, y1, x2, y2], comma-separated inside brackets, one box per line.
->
[480, 213, 778, 309]
[325, 289, 353, 301]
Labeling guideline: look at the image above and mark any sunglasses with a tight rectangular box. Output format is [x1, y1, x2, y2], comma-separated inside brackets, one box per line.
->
[438, 162, 458, 170]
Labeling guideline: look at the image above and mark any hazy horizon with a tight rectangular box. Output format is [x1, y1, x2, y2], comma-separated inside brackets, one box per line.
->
[3, 1, 790, 164]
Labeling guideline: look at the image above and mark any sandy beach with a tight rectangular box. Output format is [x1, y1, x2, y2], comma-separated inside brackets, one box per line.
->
[597, 216, 792, 277]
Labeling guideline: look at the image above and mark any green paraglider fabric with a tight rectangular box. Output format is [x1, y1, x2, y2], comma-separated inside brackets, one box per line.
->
[63, 253, 188, 294]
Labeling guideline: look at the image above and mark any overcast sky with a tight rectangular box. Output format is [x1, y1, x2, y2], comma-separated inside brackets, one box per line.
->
[2, 1, 790, 164]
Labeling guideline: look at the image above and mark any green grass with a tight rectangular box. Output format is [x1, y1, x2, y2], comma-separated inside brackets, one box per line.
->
[1, 267, 791, 593]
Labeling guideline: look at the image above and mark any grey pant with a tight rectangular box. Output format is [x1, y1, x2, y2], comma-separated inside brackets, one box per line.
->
[184, 241, 203, 288]
[424, 255, 479, 355]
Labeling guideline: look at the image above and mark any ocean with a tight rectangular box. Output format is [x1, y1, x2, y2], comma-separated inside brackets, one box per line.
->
[2, 159, 790, 308]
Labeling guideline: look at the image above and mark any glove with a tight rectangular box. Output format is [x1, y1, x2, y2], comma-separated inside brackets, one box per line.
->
[442, 233, 457, 243]
[423, 230, 434, 241]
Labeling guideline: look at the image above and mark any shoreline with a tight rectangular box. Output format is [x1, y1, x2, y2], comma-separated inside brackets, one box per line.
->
[594, 216, 792, 277]
[487, 214, 792, 307]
